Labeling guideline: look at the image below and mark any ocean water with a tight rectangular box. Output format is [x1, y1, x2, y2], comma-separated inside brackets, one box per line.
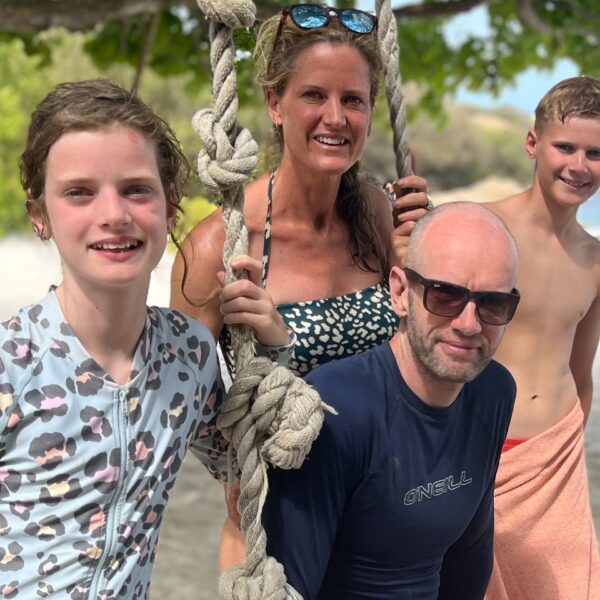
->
[580, 190, 600, 235]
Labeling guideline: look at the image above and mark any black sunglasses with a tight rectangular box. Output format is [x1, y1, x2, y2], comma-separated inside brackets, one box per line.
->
[404, 268, 520, 326]
[275, 4, 377, 43]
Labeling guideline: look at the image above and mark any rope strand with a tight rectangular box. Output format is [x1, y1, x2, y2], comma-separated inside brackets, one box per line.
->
[192, 2, 334, 598]
[376, 0, 412, 178]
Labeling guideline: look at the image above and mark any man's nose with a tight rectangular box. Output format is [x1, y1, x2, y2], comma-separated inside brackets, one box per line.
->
[451, 300, 482, 336]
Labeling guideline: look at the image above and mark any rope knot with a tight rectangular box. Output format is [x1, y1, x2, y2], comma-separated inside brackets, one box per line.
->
[258, 372, 333, 470]
[196, 0, 256, 28]
[218, 358, 335, 472]
[219, 556, 302, 600]
[193, 108, 258, 192]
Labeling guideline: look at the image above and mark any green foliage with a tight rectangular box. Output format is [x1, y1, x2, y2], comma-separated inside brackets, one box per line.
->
[409, 104, 533, 189]
[3, 0, 599, 116]
[2, 0, 597, 238]
[0, 38, 54, 235]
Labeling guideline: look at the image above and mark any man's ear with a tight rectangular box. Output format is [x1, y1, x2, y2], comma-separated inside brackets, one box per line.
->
[266, 89, 282, 127]
[389, 266, 409, 318]
[525, 129, 538, 160]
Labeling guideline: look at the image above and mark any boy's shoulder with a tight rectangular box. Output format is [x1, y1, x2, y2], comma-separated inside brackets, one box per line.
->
[487, 189, 532, 224]
[489, 190, 599, 248]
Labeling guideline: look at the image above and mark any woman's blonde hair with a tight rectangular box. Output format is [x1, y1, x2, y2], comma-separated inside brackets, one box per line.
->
[254, 11, 386, 273]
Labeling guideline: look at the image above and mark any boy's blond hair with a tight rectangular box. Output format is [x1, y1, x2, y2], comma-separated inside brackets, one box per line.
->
[534, 76, 600, 133]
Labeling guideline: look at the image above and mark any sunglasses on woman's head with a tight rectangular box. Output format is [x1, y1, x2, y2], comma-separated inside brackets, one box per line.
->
[403, 268, 520, 326]
[275, 4, 377, 43]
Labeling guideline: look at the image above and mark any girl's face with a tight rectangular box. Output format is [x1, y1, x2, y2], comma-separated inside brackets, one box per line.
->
[30, 124, 175, 295]
[267, 41, 373, 178]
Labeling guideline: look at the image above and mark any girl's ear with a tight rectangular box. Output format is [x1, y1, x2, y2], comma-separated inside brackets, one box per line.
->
[26, 194, 51, 240]
[389, 266, 409, 318]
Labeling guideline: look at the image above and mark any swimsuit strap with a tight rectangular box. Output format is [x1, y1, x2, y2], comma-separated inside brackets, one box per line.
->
[261, 171, 276, 287]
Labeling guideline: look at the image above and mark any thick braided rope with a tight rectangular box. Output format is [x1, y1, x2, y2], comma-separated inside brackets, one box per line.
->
[376, 0, 412, 178]
[192, 2, 332, 598]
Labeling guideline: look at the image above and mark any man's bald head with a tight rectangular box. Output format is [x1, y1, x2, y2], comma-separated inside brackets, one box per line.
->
[405, 202, 518, 286]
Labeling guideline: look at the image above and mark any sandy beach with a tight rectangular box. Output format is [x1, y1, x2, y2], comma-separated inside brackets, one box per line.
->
[0, 228, 598, 599]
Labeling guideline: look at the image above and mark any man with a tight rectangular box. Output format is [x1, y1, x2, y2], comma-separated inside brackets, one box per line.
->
[263, 202, 520, 599]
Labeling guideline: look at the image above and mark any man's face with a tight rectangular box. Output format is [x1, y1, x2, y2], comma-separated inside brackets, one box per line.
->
[393, 213, 518, 388]
[405, 286, 506, 384]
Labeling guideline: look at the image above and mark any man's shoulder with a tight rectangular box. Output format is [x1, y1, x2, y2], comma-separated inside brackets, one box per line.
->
[307, 344, 389, 391]
[467, 360, 516, 404]
[307, 345, 391, 425]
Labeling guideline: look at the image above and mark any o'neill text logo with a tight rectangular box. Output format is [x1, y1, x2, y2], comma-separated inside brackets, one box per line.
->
[403, 471, 473, 506]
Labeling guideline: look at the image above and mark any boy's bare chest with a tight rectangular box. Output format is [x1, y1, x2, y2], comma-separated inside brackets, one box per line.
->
[514, 240, 596, 327]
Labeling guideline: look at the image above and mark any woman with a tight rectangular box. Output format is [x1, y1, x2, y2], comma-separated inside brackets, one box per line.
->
[170, 3, 429, 565]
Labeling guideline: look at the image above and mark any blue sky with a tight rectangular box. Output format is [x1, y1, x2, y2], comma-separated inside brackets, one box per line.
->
[357, 1, 579, 116]
[355, 0, 598, 224]
[443, 5, 578, 115]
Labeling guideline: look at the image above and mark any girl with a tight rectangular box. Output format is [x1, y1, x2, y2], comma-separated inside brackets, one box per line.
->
[0, 79, 227, 599]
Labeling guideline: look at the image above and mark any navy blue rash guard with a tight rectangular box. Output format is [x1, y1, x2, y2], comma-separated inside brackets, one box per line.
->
[263, 342, 515, 600]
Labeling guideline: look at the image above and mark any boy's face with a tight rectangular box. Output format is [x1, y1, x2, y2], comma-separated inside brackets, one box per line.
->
[30, 124, 175, 295]
[526, 116, 600, 208]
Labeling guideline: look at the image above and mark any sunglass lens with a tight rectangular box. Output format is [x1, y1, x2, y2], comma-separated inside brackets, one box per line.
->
[426, 283, 468, 317]
[339, 9, 375, 33]
[290, 5, 328, 29]
[478, 294, 518, 325]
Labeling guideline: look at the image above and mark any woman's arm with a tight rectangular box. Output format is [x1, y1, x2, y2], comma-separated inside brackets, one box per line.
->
[170, 209, 226, 340]
[170, 208, 288, 347]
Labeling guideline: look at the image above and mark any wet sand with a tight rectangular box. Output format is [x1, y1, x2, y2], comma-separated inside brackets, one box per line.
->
[0, 234, 598, 598]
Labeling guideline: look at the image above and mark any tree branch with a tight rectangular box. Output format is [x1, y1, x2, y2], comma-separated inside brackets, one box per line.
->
[0, 0, 198, 33]
[132, 11, 161, 92]
[516, 0, 553, 34]
[0, 0, 495, 34]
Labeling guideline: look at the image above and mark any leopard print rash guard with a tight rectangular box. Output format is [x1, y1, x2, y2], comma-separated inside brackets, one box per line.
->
[0, 292, 227, 599]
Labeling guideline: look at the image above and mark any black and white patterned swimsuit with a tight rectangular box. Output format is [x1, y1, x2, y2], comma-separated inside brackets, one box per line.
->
[220, 174, 399, 376]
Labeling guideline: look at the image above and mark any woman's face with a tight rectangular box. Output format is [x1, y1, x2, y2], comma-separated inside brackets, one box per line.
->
[267, 41, 373, 178]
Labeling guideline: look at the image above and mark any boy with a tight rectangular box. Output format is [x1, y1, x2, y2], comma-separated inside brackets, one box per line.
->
[484, 76, 600, 599]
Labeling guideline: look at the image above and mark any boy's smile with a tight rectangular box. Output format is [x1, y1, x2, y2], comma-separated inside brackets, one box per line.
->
[527, 116, 600, 208]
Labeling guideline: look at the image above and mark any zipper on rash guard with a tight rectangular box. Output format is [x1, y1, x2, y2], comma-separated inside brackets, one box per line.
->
[88, 388, 130, 598]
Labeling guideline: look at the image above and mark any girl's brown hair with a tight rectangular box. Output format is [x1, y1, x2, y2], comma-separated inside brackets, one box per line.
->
[20, 78, 189, 229]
